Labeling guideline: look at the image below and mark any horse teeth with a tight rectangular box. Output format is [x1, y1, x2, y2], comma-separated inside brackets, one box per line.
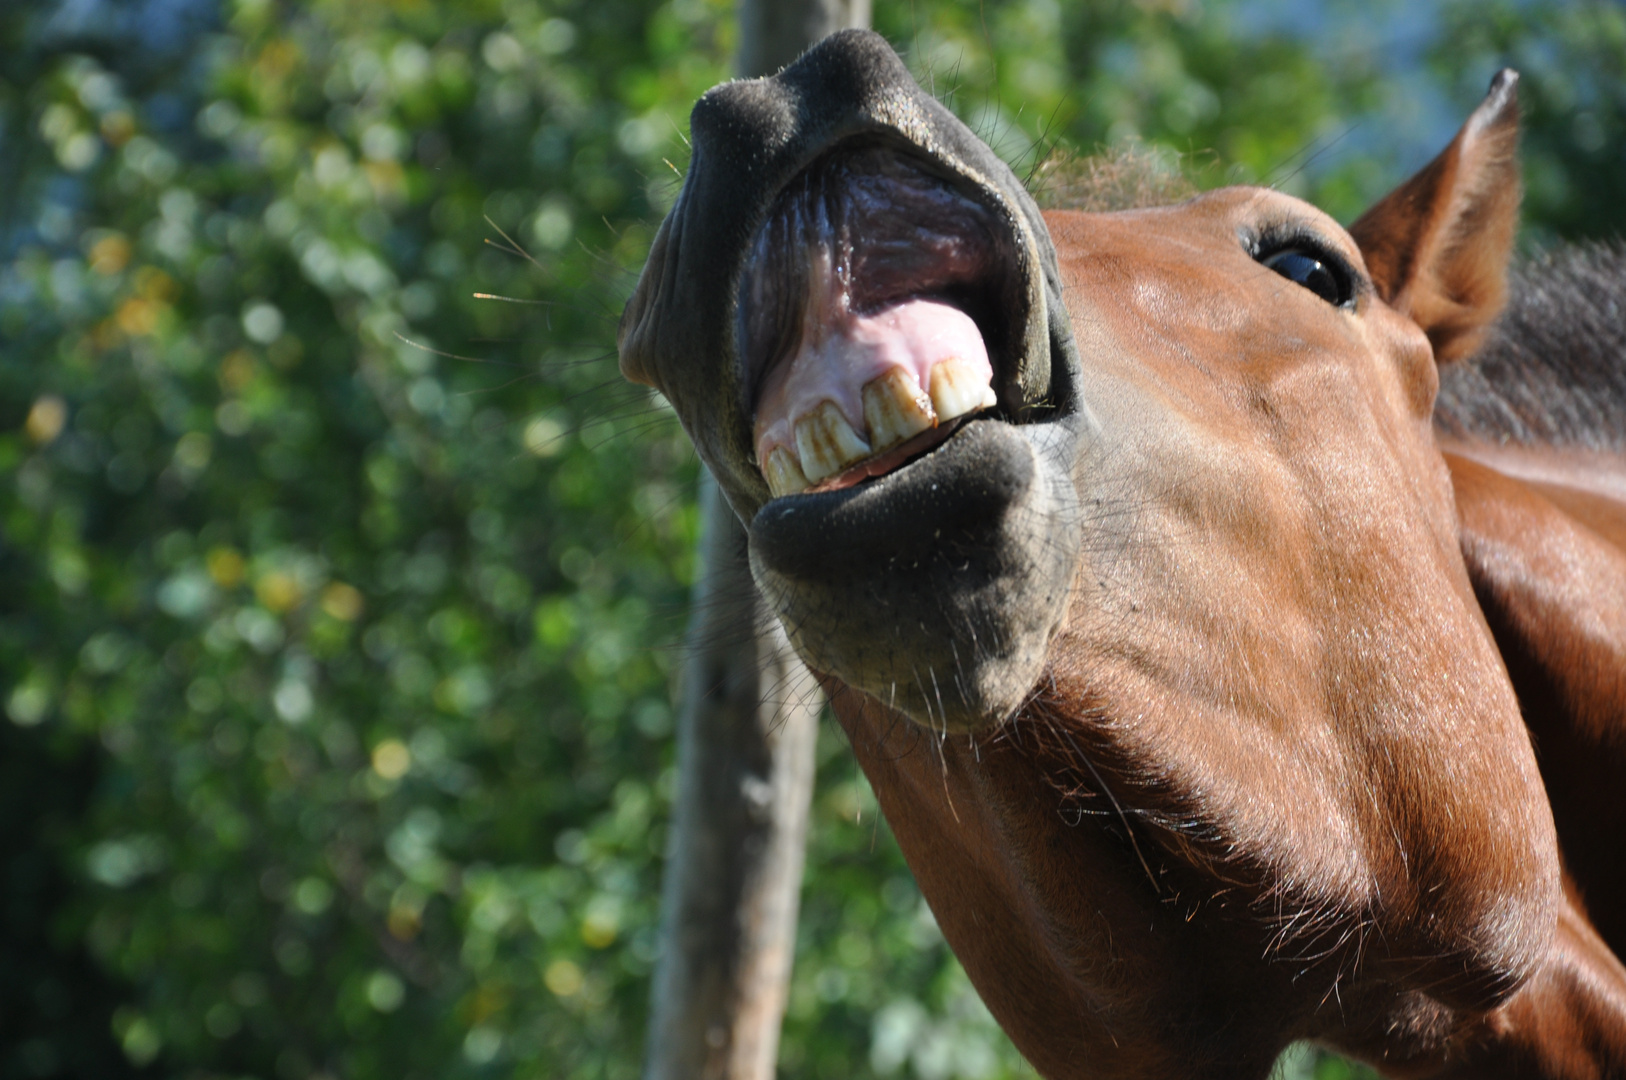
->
[795, 400, 871, 483]
[928, 356, 998, 422]
[862, 367, 937, 451]
[763, 445, 810, 498]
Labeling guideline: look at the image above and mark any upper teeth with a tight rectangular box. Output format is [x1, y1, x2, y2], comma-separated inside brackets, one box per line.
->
[762, 356, 996, 497]
[863, 366, 936, 452]
[795, 400, 872, 484]
[928, 356, 998, 421]
[763, 445, 810, 496]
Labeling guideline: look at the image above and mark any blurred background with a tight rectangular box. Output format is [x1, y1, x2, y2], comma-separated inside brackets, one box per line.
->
[1, 1, 1622, 1078]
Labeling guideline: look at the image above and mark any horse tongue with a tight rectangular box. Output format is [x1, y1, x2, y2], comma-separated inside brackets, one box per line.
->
[753, 297, 995, 495]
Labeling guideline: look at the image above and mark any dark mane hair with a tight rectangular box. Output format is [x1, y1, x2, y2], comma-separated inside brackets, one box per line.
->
[1435, 242, 1626, 452]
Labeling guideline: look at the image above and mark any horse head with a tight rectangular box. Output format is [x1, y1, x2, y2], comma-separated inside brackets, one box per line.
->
[621, 30, 1626, 1077]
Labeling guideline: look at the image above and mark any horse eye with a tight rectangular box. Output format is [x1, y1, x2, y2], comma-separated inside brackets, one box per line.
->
[1261, 248, 1348, 307]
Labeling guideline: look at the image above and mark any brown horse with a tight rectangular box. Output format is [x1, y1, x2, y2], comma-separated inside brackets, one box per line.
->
[619, 30, 1626, 1078]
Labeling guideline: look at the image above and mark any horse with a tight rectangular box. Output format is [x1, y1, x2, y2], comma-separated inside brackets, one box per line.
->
[618, 29, 1626, 1078]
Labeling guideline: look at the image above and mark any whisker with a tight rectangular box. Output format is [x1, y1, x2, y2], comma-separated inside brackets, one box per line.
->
[392, 331, 527, 369]
[482, 214, 544, 271]
[472, 292, 555, 305]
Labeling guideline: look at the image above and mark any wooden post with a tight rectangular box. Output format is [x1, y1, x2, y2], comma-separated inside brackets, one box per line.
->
[642, 8, 869, 1077]
[736, 0, 873, 84]
[642, 474, 821, 1080]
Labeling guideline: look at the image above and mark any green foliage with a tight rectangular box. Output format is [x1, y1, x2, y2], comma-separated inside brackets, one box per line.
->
[870, 0, 1390, 218]
[3, 0, 721, 1075]
[1, 2, 1621, 1079]
[1428, 0, 1626, 248]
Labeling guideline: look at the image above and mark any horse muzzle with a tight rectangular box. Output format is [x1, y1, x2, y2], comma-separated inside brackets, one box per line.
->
[618, 29, 1090, 731]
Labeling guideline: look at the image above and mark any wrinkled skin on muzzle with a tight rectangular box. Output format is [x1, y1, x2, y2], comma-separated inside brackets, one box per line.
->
[619, 30, 1087, 732]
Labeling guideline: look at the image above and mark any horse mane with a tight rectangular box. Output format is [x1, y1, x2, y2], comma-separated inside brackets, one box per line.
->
[1029, 143, 1197, 212]
[1435, 241, 1626, 452]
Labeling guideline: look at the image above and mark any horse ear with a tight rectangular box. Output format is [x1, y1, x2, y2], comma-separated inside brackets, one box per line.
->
[1350, 70, 1521, 363]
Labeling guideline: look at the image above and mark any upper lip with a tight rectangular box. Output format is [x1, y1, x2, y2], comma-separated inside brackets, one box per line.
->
[738, 141, 1029, 421]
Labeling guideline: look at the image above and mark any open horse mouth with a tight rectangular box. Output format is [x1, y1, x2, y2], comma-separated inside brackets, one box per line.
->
[735, 136, 1083, 731]
[617, 30, 1086, 731]
[741, 145, 1027, 498]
